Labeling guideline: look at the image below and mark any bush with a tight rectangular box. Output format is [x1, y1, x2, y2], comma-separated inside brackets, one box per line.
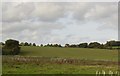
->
[2, 39, 20, 55]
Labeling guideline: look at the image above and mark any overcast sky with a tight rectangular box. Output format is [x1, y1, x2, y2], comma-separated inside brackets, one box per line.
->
[1, 2, 118, 45]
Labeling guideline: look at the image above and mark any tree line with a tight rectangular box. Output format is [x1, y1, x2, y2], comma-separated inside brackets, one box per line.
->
[1, 39, 120, 55]
[65, 41, 120, 49]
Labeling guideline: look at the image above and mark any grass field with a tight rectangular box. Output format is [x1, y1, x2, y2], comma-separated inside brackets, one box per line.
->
[20, 46, 118, 61]
[3, 63, 118, 74]
[2, 56, 118, 74]
[2, 46, 119, 75]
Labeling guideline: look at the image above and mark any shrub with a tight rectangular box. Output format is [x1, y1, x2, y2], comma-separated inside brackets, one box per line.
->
[2, 39, 20, 55]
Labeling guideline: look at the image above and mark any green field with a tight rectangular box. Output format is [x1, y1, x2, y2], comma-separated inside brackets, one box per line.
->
[20, 46, 118, 61]
[2, 46, 119, 74]
[3, 62, 118, 74]
[2, 55, 118, 74]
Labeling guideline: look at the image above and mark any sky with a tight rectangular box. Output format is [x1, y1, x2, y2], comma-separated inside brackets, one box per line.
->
[1, 2, 118, 45]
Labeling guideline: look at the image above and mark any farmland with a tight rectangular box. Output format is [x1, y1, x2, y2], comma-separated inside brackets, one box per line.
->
[2, 46, 119, 75]
[20, 46, 118, 61]
[2, 56, 118, 74]
[2, 59, 118, 74]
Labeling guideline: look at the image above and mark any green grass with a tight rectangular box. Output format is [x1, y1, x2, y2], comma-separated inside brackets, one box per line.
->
[2, 55, 118, 74]
[2, 46, 119, 74]
[3, 61, 118, 74]
[20, 46, 118, 61]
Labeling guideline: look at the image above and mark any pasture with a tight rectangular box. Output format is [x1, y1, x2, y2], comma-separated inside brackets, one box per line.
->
[2, 46, 119, 74]
[20, 46, 118, 61]
[2, 56, 118, 74]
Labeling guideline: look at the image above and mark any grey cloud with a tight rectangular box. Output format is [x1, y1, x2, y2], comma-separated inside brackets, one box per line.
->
[31, 3, 66, 22]
[68, 2, 94, 21]
[84, 3, 118, 30]
[66, 2, 118, 30]
[97, 14, 118, 30]
[2, 2, 35, 22]
[2, 2, 117, 30]
[2, 2, 118, 44]
[2, 2, 66, 22]
[2, 20, 65, 43]
[3, 21, 64, 34]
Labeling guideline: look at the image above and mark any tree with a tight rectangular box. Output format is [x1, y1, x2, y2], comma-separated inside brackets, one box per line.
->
[45, 44, 50, 47]
[78, 43, 88, 48]
[65, 44, 70, 47]
[2, 39, 20, 55]
[88, 42, 101, 48]
[53, 44, 62, 47]
[49, 44, 52, 47]
[58, 44, 62, 47]
[5, 39, 19, 48]
[115, 41, 120, 46]
[54, 44, 58, 47]
[33, 43, 36, 46]
[100, 44, 105, 49]
[40, 44, 43, 47]
[105, 40, 120, 49]
[24, 42, 29, 46]
[70, 44, 78, 48]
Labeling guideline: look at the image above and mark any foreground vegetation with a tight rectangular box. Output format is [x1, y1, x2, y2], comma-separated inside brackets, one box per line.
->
[2, 56, 118, 74]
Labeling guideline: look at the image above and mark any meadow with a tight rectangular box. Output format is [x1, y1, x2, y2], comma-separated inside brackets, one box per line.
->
[2, 46, 119, 75]
[20, 46, 118, 61]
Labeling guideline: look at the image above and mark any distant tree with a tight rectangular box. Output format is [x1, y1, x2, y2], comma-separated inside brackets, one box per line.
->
[45, 44, 50, 47]
[52, 44, 62, 47]
[65, 44, 70, 47]
[78, 43, 88, 48]
[33, 43, 36, 46]
[19, 42, 24, 46]
[70, 44, 78, 48]
[115, 41, 120, 46]
[105, 40, 120, 49]
[99, 44, 105, 49]
[24, 42, 29, 46]
[40, 44, 43, 47]
[54, 44, 58, 47]
[107, 40, 120, 46]
[58, 44, 62, 47]
[88, 42, 101, 48]
[105, 41, 115, 46]
[51, 44, 53, 47]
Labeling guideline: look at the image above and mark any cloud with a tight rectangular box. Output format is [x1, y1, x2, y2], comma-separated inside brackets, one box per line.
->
[2, 2, 34, 22]
[84, 2, 118, 30]
[2, 2, 118, 44]
[67, 3, 94, 21]
[2, 2, 117, 28]
[2, 2, 66, 22]
[2, 20, 65, 43]
[31, 3, 66, 22]
[66, 2, 118, 30]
